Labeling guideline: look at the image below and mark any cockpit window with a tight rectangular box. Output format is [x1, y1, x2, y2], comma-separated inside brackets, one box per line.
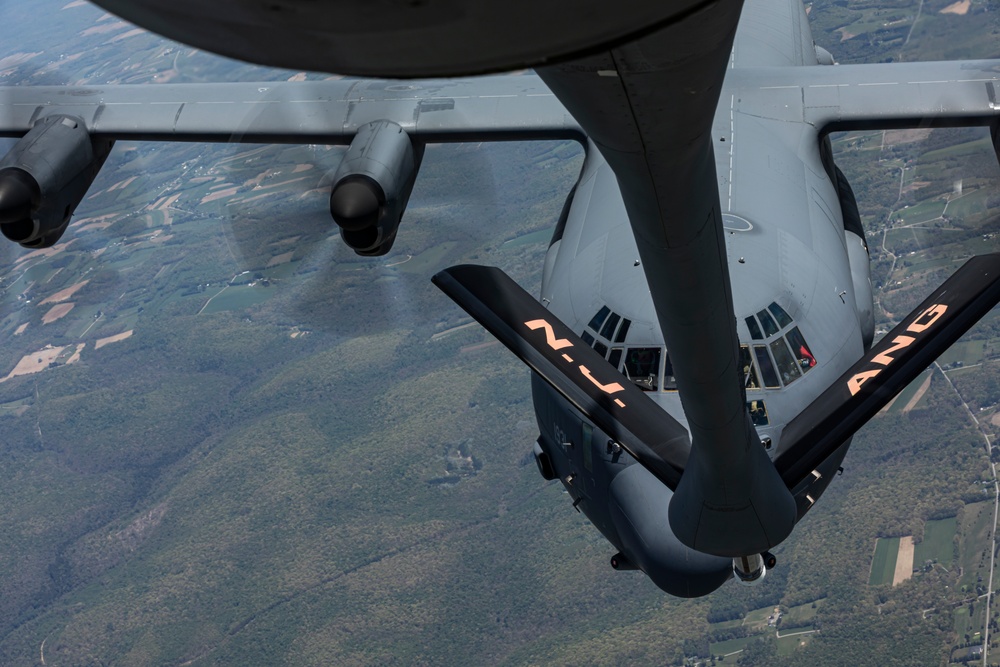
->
[588, 306, 611, 332]
[614, 319, 631, 343]
[739, 345, 760, 389]
[663, 353, 677, 390]
[770, 338, 802, 385]
[600, 312, 621, 339]
[581, 331, 595, 346]
[623, 347, 661, 391]
[786, 326, 816, 373]
[747, 400, 769, 426]
[753, 345, 780, 388]
[593, 340, 608, 358]
[741, 303, 818, 389]
[756, 308, 779, 337]
[768, 302, 793, 329]
[608, 347, 623, 369]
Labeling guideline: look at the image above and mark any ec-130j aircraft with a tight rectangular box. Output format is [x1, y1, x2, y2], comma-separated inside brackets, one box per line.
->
[2, 0, 1000, 598]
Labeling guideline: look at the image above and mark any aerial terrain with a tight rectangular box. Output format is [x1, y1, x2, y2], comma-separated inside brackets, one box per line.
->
[0, 0, 999, 665]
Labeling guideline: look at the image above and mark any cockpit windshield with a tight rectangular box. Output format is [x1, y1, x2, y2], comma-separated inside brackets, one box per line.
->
[588, 305, 611, 331]
[786, 326, 816, 371]
[747, 399, 769, 426]
[599, 312, 620, 339]
[740, 345, 760, 389]
[623, 347, 661, 391]
[756, 308, 779, 337]
[769, 337, 802, 385]
[742, 302, 817, 391]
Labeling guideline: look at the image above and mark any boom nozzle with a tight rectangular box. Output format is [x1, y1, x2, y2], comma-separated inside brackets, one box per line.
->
[733, 553, 767, 586]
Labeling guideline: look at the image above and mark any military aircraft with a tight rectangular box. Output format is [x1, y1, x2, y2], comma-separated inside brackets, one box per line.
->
[2, 0, 1000, 598]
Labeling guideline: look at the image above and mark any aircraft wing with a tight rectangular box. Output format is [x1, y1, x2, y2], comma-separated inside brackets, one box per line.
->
[734, 59, 1000, 131]
[3, 60, 997, 144]
[0, 75, 583, 144]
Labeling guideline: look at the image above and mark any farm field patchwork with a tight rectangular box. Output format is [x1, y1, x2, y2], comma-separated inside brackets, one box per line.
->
[914, 516, 958, 568]
[870, 536, 901, 586]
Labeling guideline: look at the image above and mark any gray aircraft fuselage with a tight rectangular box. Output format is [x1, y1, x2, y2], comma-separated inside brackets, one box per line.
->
[530, 0, 872, 595]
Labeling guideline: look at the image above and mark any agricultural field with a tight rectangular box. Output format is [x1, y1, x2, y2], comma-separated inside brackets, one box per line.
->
[957, 501, 995, 592]
[199, 284, 277, 314]
[782, 599, 824, 630]
[709, 635, 756, 658]
[938, 340, 987, 369]
[776, 630, 816, 657]
[884, 369, 934, 414]
[953, 603, 987, 653]
[869, 537, 901, 586]
[914, 516, 958, 568]
[704, 599, 823, 661]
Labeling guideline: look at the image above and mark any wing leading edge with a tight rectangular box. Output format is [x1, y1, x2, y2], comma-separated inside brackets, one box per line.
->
[0, 75, 582, 144]
[733, 59, 1000, 132]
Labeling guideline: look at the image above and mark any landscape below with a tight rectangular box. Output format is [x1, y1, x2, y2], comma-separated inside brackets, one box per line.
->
[0, 0, 999, 665]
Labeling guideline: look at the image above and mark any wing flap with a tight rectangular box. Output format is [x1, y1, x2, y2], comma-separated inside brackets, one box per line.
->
[432, 264, 690, 489]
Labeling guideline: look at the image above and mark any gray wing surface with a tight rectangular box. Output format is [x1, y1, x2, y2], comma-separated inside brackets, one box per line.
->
[0, 75, 582, 144]
[5, 61, 1000, 144]
[734, 59, 1000, 131]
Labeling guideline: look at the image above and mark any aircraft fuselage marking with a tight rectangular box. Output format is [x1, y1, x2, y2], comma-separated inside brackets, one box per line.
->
[847, 303, 948, 396]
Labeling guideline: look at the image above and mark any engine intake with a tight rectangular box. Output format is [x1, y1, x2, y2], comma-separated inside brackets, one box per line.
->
[0, 115, 113, 248]
[330, 120, 422, 256]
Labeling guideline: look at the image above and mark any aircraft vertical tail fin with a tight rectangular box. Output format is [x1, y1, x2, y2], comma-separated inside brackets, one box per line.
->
[775, 253, 1000, 489]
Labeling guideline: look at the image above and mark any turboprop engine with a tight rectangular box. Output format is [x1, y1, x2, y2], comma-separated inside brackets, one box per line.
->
[0, 114, 113, 248]
[329, 120, 422, 257]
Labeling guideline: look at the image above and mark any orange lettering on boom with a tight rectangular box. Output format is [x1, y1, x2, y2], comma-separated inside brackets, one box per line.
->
[847, 302, 948, 396]
[525, 319, 573, 350]
[906, 304, 947, 333]
[848, 369, 881, 396]
[579, 365, 625, 397]
[871, 335, 915, 366]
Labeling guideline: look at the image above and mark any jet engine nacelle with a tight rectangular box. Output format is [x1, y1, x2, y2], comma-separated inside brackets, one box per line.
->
[329, 120, 422, 257]
[0, 115, 113, 249]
